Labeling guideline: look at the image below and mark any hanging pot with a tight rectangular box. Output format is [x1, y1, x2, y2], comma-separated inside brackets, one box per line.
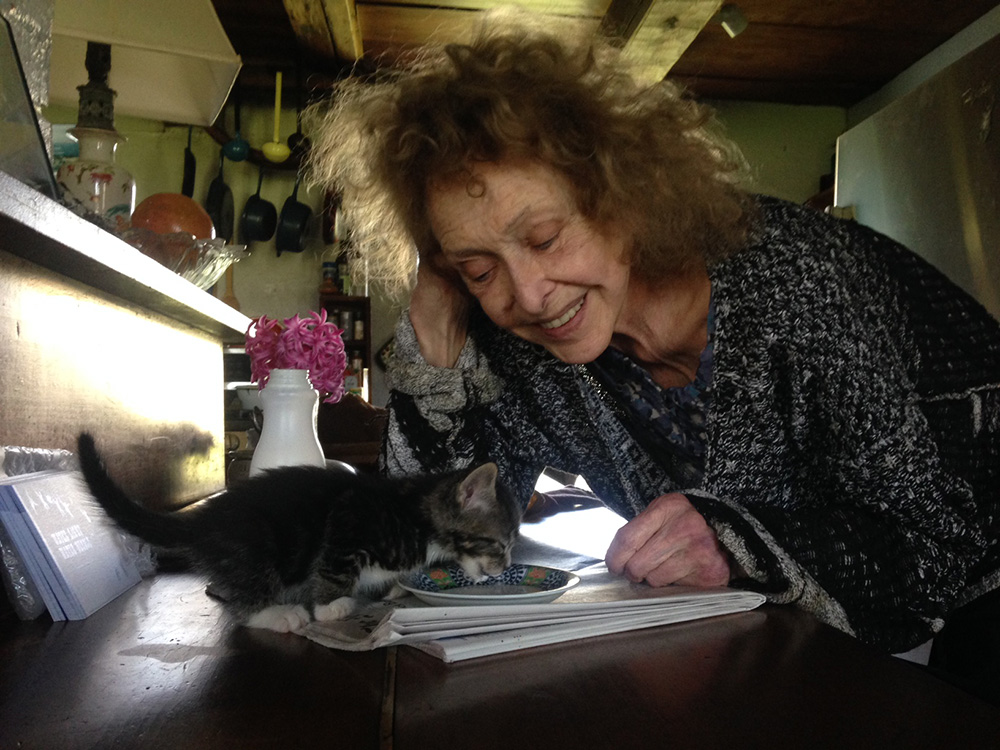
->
[204, 149, 234, 243]
[238, 167, 277, 244]
[181, 125, 195, 197]
[275, 176, 312, 255]
[221, 265, 240, 310]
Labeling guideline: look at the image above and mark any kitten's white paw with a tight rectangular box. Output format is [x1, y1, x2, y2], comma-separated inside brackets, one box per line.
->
[383, 582, 409, 601]
[313, 596, 357, 622]
[246, 604, 311, 633]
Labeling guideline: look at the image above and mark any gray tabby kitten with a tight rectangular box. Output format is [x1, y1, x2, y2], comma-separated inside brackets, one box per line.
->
[76, 433, 521, 632]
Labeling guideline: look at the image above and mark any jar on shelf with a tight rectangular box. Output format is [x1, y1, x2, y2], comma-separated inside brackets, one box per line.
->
[319, 261, 339, 294]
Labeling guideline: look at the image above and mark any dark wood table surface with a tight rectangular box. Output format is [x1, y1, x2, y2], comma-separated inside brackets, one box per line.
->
[1, 572, 998, 749]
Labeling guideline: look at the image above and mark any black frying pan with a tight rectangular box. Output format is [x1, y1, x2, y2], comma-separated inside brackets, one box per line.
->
[204, 150, 234, 243]
[275, 176, 312, 255]
[181, 126, 195, 197]
[239, 167, 277, 244]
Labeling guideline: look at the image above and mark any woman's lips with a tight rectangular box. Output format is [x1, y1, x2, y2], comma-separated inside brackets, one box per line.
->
[540, 299, 584, 330]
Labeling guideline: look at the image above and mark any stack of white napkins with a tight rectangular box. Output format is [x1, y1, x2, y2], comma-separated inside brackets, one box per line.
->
[303, 563, 764, 662]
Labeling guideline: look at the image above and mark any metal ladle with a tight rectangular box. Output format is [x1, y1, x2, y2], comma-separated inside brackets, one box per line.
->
[262, 71, 291, 163]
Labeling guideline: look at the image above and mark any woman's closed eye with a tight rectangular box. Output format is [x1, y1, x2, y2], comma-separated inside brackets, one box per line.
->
[528, 227, 561, 252]
[459, 258, 496, 284]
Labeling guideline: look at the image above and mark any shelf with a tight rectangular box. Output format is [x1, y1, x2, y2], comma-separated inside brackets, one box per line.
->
[320, 292, 372, 401]
[0, 171, 251, 343]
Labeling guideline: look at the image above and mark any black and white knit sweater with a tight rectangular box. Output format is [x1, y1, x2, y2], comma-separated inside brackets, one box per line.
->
[382, 196, 1000, 653]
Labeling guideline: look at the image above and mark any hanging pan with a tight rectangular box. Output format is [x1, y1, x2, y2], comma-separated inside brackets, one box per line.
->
[204, 149, 234, 243]
[275, 175, 311, 255]
[181, 125, 195, 197]
[239, 167, 277, 245]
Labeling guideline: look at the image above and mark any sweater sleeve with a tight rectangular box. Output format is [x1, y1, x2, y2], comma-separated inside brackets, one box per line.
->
[381, 310, 567, 507]
[381, 309, 647, 511]
[702, 204, 997, 652]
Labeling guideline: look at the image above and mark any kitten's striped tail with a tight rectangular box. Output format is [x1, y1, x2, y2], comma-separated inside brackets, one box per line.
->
[76, 432, 194, 548]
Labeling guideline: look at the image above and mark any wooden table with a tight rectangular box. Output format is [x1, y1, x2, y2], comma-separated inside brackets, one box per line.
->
[1, 573, 997, 749]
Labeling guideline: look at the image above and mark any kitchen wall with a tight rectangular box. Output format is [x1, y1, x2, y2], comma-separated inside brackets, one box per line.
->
[46, 101, 339, 320]
[709, 101, 846, 203]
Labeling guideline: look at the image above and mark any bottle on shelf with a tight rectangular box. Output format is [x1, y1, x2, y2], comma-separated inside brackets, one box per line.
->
[337, 253, 352, 296]
[339, 310, 353, 340]
[319, 278, 371, 401]
[319, 261, 339, 295]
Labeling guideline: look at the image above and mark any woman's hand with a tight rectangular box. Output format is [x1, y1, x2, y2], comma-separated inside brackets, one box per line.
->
[606, 493, 732, 587]
[409, 259, 471, 368]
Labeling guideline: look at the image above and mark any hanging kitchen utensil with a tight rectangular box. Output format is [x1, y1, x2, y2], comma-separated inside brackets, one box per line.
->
[275, 175, 312, 255]
[287, 59, 310, 158]
[221, 265, 240, 310]
[204, 148, 234, 243]
[181, 125, 195, 197]
[321, 191, 338, 244]
[223, 80, 250, 162]
[239, 167, 277, 244]
[262, 71, 291, 163]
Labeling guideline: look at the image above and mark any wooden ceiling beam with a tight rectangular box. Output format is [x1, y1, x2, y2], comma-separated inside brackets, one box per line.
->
[213, 0, 998, 107]
[324, 0, 364, 61]
[600, 0, 653, 43]
[282, 0, 364, 62]
[608, 0, 723, 82]
[282, 0, 336, 58]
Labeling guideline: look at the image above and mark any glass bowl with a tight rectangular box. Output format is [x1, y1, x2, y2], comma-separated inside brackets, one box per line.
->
[120, 227, 249, 290]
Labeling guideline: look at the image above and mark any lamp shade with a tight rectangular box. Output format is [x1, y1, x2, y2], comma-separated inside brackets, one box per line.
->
[49, 0, 241, 126]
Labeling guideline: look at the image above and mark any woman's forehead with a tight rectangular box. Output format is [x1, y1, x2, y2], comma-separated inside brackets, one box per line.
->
[428, 163, 573, 238]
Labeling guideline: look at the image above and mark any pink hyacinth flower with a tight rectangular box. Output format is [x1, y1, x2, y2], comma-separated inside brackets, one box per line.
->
[245, 309, 347, 404]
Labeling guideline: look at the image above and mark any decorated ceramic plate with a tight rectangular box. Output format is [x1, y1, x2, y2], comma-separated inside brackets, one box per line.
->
[400, 563, 581, 606]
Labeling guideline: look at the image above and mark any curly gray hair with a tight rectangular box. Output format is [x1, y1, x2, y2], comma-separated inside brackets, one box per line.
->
[304, 7, 752, 298]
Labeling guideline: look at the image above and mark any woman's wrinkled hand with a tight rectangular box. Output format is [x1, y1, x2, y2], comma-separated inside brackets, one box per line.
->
[409, 259, 471, 368]
[606, 493, 732, 587]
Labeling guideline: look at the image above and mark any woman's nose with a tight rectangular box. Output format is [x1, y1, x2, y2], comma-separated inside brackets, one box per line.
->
[505, 257, 552, 315]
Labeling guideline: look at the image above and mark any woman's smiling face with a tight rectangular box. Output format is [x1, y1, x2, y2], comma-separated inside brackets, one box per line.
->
[427, 160, 631, 364]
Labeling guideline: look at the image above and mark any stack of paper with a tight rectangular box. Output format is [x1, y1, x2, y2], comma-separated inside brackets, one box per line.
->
[0, 470, 141, 620]
[303, 563, 766, 662]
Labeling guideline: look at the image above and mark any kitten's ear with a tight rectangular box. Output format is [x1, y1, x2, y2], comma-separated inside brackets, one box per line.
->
[456, 462, 498, 513]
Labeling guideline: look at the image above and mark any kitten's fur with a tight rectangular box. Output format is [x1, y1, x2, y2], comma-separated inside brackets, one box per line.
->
[76, 433, 521, 632]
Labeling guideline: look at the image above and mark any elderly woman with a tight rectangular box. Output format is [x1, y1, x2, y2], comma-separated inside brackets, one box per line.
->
[307, 9, 1000, 697]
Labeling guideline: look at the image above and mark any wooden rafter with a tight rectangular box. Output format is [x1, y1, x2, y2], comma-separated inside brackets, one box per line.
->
[605, 0, 723, 82]
[282, 0, 363, 62]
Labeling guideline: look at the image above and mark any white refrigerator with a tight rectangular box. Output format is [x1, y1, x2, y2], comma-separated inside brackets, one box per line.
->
[835, 33, 1000, 320]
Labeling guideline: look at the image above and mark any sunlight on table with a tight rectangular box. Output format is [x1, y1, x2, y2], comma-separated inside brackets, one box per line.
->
[522, 472, 627, 562]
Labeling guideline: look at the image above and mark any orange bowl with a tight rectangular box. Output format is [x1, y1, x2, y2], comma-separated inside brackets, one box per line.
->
[131, 193, 215, 240]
